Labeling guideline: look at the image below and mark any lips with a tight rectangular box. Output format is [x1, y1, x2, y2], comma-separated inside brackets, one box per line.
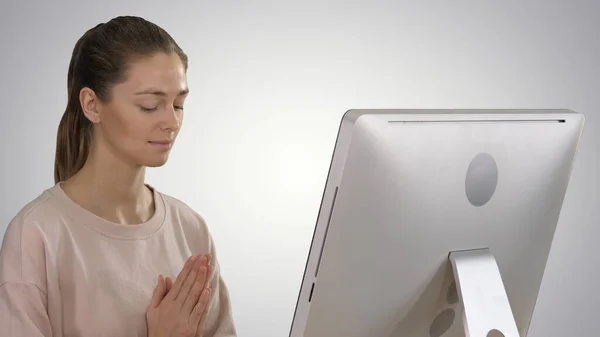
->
[148, 140, 173, 150]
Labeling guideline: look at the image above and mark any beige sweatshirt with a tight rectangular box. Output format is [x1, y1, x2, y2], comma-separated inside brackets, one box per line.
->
[0, 183, 236, 337]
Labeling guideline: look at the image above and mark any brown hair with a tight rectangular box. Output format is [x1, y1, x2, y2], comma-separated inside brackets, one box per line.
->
[54, 16, 188, 183]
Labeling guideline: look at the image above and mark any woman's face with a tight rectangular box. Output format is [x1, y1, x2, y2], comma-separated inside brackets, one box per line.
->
[87, 52, 188, 168]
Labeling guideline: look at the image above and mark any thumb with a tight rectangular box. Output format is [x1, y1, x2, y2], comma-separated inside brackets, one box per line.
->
[150, 274, 165, 308]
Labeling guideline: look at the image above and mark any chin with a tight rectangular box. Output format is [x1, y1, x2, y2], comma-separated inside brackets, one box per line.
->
[146, 161, 168, 168]
[142, 155, 170, 168]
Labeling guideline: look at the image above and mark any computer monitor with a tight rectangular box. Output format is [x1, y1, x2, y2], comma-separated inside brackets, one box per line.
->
[289, 109, 584, 337]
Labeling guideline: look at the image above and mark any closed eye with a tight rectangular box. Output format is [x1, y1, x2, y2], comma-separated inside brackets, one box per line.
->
[140, 106, 159, 112]
[139, 105, 184, 112]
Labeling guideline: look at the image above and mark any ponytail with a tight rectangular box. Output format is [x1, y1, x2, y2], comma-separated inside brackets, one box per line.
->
[53, 99, 91, 184]
[53, 34, 92, 184]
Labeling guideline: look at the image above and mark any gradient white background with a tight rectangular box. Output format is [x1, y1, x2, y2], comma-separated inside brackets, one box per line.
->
[1, 1, 598, 336]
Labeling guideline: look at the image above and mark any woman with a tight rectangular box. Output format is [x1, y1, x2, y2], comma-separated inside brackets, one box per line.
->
[0, 16, 236, 337]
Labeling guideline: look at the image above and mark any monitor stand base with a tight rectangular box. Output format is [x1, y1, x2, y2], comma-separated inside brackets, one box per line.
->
[448, 248, 520, 337]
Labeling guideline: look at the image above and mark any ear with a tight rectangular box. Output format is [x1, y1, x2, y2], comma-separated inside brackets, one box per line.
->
[79, 87, 102, 124]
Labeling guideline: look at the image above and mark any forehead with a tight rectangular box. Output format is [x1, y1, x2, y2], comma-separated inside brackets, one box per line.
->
[118, 52, 187, 95]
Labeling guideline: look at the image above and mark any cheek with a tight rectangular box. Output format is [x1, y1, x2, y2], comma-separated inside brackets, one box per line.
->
[102, 109, 150, 143]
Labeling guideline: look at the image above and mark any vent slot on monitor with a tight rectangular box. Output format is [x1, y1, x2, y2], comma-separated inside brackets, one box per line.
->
[308, 283, 316, 302]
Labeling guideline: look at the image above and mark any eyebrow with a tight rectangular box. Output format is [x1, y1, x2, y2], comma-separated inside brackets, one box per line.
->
[133, 88, 189, 96]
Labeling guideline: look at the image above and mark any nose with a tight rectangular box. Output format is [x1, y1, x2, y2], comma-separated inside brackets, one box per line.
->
[161, 107, 182, 132]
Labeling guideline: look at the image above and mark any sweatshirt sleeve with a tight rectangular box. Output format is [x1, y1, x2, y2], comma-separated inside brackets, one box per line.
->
[0, 282, 52, 336]
[0, 215, 53, 336]
[202, 233, 237, 337]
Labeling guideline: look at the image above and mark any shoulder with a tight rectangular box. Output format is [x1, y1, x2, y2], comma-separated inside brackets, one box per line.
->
[159, 192, 208, 228]
[155, 189, 215, 247]
[2, 182, 97, 264]
[1, 186, 60, 285]
[3, 186, 62, 245]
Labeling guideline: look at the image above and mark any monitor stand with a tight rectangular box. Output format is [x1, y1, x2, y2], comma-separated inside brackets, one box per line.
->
[448, 249, 519, 337]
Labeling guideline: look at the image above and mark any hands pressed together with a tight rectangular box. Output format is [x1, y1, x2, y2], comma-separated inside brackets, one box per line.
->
[146, 254, 214, 337]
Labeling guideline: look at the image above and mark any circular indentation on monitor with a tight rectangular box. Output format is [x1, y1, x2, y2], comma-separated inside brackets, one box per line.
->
[446, 281, 458, 304]
[429, 308, 455, 337]
[487, 329, 505, 337]
[465, 153, 498, 207]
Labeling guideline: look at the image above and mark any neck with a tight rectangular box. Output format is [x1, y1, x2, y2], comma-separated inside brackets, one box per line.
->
[62, 142, 155, 225]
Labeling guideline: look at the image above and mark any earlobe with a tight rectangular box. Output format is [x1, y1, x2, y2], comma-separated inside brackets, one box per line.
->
[79, 87, 101, 124]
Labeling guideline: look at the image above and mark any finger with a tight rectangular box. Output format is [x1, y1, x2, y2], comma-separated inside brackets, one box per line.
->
[165, 277, 174, 293]
[167, 256, 197, 300]
[176, 255, 201, 304]
[195, 256, 210, 288]
[182, 263, 208, 315]
[191, 288, 212, 330]
[203, 264, 214, 290]
[149, 275, 166, 308]
[196, 254, 211, 268]
[204, 255, 213, 288]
